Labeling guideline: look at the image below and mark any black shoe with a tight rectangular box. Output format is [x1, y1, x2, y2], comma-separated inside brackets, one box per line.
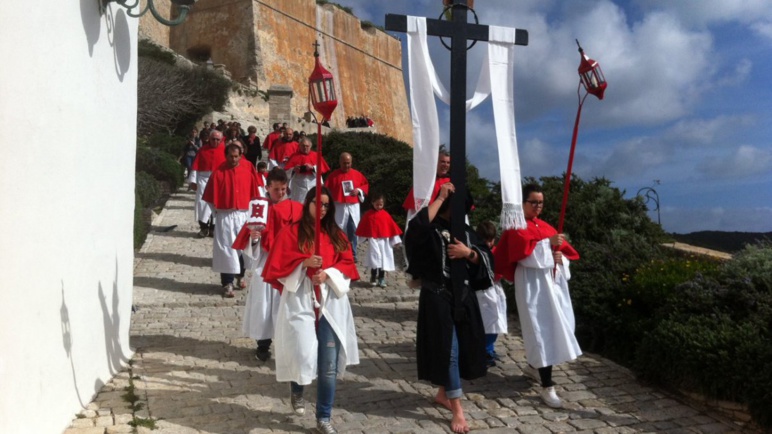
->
[486, 355, 496, 368]
[255, 347, 271, 361]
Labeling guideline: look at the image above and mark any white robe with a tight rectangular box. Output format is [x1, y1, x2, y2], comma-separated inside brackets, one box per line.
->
[274, 264, 359, 385]
[212, 209, 249, 274]
[241, 243, 279, 340]
[288, 171, 316, 203]
[515, 239, 582, 368]
[476, 281, 508, 335]
[333, 193, 364, 230]
[358, 236, 401, 271]
[188, 170, 213, 223]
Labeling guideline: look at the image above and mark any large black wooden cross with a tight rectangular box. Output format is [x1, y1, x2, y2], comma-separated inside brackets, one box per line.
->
[386, 2, 527, 317]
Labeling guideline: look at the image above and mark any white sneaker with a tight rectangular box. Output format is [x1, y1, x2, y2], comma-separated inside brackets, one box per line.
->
[540, 386, 562, 408]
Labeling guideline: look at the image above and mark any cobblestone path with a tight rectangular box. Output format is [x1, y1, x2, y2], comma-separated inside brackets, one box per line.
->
[65, 189, 757, 434]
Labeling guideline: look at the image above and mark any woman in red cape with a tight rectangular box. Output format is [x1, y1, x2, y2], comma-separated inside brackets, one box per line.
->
[261, 186, 359, 434]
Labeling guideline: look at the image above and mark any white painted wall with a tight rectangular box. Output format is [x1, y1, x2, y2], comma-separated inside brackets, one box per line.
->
[0, 1, 137, 433]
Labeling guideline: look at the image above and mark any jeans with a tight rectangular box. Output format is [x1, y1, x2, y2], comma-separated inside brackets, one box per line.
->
[446, 326, 462, 399]
[485, 333, 498, 356]
[290, 316, 341, 421]
[344, 215, 358, 256]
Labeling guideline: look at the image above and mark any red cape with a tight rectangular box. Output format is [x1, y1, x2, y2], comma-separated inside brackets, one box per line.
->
[269, 140, 298, 163]
[402, 176, 451, 211]
[284, 151, 329, 174]
[325, 168, 369, 204]
[191, 144, 226, 172]
[493, 217, 580, 282]
[355, 209, 403, 238]
[202, 160, 261, 210]
[261, 199, 303, 252]
[262, 223, 360, 291]
[263, 131, 281, 150]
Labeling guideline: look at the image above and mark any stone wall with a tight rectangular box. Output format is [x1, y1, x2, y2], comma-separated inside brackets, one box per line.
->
[156, 0, 411, 145]
[138, 0, 172, 46]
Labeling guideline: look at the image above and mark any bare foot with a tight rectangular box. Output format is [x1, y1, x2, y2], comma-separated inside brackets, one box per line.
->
[433, 389, 452, 411]
[450, 412, 469, 433]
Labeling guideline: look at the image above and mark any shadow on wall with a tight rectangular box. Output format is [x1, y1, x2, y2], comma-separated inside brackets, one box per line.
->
[80, 0, 132, 81]
[60, 258, 131, 410]
[98, 257, 132, 375]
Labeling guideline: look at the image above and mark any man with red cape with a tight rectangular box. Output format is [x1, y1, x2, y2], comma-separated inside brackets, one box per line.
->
[262, 123, 282, 152]
[268, 127, 299, 170]
[402, 148, 451, 222]
[324, 152, 369, 257]
[188, 129, 227, 237]
[202, 143, 262, 298]
[285, 137, 329, 203]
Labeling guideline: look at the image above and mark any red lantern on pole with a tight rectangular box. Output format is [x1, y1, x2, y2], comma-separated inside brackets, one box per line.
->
[577, 39, 607, 100]
[307, 41, 338, 324]
[557, 40, 607, 235]
[308, 42, 338, 122]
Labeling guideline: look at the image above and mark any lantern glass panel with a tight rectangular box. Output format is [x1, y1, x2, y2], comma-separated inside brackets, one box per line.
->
[325, 78, 335, 102]
[313, 81, 324, 104]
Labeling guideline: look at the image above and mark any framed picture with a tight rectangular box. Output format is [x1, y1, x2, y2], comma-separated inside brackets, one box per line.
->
[342, 180, 354, 196]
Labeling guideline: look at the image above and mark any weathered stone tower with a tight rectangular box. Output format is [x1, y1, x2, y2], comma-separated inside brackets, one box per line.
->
[139, 0, 412, 145]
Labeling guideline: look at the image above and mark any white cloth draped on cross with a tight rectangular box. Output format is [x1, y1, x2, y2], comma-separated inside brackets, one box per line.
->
[406, 16, 526, 230]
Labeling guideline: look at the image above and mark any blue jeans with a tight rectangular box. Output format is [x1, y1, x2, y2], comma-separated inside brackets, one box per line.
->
[344, 215, 358, 256]
[485, 333, 498, 356]
[446, 326, 462, 399]
[290, 316, 341, 421]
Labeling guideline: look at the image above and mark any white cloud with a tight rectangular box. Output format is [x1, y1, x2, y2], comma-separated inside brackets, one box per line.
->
[697, 145, 772, 178]
[663, 115, 756, 148]
[636, 0, 772, 41]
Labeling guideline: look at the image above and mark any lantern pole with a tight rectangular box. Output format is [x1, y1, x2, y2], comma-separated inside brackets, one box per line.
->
[557, 87, 588, 234]
[557, 40, 606, 234]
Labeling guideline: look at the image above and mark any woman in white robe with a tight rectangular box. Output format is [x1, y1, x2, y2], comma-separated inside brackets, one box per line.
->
[262, 187, 359, 434]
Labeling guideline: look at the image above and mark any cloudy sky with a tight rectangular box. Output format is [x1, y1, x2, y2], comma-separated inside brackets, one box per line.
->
[330, 0, 772, 234]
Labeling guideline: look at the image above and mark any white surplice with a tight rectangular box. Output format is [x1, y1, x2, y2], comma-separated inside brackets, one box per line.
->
[359, 235, 402, 272]
[241, 243, 279, 340]
[288, 171, 316, 204]
[476, 281, 508, 335]
[274, 265, 359, 385]
[188, 170, 213, 223]
[515, 239, 581, 368]
[212, 209, 249, 274]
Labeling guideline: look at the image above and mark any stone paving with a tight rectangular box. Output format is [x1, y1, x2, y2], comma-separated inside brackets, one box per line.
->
[65, 189, 760, 434]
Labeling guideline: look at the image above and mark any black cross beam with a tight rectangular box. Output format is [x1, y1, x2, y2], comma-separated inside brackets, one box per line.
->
[386, 2, 527, 319]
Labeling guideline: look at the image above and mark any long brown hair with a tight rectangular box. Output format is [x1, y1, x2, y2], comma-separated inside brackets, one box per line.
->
[297, 186, 349, 253]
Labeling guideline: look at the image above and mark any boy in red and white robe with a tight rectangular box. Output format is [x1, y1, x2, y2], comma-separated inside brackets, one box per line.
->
[188, 130, 226, 236]
[235, 167, 303, 361]
[356, 193, 403, 287]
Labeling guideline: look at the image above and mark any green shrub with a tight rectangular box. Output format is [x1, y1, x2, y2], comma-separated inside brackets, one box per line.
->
[135, 145, 184, 190]
[632, 243, 772, 429]
[135, 171, 161, 208]
[133, 192, 148, 250]
[144, 133, 188, 158]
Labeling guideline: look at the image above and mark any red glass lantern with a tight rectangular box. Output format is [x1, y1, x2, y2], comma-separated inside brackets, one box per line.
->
[576, 40, 606, 100]
[308, 42, 338, 121]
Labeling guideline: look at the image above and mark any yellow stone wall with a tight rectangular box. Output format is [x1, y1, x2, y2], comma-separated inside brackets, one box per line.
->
[138, 0, 172, 47]
[146, 0, 412, 145]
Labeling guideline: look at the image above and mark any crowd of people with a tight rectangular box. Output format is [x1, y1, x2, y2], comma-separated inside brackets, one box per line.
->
[345, 115, 374, 128]
[184, 125, 582, 434]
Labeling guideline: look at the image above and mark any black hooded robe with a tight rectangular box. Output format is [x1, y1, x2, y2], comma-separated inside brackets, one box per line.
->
[405, 207, 494, 387]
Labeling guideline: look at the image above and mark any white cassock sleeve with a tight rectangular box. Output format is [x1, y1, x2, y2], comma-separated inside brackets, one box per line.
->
[323, 267, 351, 298]
[187, 169, 197, 184]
